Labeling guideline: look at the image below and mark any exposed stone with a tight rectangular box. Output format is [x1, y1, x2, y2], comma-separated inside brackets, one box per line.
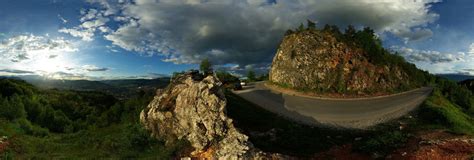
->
[140, 71, 287, 159]
[269, 30, 412, 94]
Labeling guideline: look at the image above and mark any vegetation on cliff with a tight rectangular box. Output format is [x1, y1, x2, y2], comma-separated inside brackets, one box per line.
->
[271, 21, 432, 95]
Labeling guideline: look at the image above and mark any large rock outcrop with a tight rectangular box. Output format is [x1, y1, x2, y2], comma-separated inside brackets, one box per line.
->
[140, 71, 267, 159]
[269, 30, 414, 95]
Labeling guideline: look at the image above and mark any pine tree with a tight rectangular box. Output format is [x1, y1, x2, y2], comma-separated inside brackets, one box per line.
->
[307, 20, 316, 30]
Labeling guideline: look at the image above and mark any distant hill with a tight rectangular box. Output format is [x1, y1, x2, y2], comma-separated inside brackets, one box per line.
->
[0, 75, 170, 99]
[102, 78, 170, 90]
[437, 74, 474, 82]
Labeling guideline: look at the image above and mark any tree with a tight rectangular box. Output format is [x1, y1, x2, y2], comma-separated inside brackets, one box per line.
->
[323, 24, 331, 31]
[200, 58, 213, 76]
[297, 23, 305, 32]
[307, 20, 316, 30]
[247, 70, 256, 81]
[216, 71, 239, 84]
[344, 25, 356, 39]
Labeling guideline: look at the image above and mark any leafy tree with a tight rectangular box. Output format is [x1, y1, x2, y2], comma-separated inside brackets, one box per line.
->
[0, 94, 27, 121]
[307, 20, 316, 30]
[172, 71, 185, 79]
[247, 70, 256, 81]
[297, 23, 305, 32]
[344, 25, 356, 39]
[323, 24, 331, 31]
[216, 71, 239, 84]
[200, 58, 213, 76]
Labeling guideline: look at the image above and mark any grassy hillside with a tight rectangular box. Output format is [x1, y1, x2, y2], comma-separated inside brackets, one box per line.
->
[0, 78, 187, 158]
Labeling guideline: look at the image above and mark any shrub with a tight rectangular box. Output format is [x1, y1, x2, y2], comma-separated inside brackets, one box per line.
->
[17, 118, 48, 137]
[355, 131, 409, 154]
[0, 95, 27, 121]
[419, 89, 474, 135]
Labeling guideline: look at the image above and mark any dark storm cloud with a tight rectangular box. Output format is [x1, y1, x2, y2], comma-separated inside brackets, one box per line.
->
[63, 0, 441, 68]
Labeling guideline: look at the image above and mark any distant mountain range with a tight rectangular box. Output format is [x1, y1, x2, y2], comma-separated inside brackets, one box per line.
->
[0, 75, 170, 99]
[437, 74, 474, 82]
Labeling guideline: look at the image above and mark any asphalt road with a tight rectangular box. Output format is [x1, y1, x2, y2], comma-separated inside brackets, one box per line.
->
[232, 82, 432, 129]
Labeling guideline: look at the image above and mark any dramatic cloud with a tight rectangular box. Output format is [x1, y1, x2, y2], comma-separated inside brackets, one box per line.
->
[61, 0, 441, 68]
[82, 65, 109, 72]
[391, 44, 474, 75]
[59, 8, 111, 41]
[391, 46, 461, 64]
[0, 34, 78, 63]
[0, 69, 35, 74]
[469, 43, 474, 55]
[0, 34, 79, 77]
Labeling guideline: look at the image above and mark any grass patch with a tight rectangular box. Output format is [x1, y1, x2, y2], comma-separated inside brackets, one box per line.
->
[418, 89, 474, 135]
[0, 120, 189, 159]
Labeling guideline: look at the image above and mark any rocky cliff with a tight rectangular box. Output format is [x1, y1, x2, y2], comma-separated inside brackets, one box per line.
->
[269, 29, 420, 95]
[140, 71, 280, 159]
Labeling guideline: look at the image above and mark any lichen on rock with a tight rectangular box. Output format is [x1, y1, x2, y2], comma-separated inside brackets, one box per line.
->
[269, 29, 415, 95]
[140, 71, 256, 158]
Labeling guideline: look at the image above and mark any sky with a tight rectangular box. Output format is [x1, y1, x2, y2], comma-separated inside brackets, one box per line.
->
[0, 0, 473, 80]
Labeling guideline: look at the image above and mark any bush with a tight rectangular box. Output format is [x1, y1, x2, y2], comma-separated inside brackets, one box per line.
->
[17, 118, 49, 137]
[0, 95, 27, 121]
[355, 131, 409, 154]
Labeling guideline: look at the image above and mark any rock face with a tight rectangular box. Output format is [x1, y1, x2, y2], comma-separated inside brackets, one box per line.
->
[269, 30, 412, 94]
[140, 71, 255, 158]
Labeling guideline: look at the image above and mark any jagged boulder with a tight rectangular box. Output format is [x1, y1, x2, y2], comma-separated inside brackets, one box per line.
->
[140, 71, 258, 158]
[269, 30, 413, 95]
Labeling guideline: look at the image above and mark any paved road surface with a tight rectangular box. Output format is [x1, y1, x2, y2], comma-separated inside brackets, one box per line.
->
[232, 82, 432, 129]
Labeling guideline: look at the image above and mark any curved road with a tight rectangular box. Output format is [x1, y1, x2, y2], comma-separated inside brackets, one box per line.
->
[232, 82, 432, 129]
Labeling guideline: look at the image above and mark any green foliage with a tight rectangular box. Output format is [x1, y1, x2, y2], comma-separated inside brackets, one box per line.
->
[307, 19, 316, 30]
[284, 29, 294, 36]
[418, 89, 474, 135]
[216, 70, 239, 84]
[172, 71, 185, 79]
[247, 70, 256, 81]
[334, 63, 346, 93]
[17, 119, 49, 137]
[355, 131, 409, 154]
[0, 78, 187, 159]
[0, 79, 35, 97]
[199, 58, 212, 75]
[297, 23, 305, 32]
[0, 94, 27, 121]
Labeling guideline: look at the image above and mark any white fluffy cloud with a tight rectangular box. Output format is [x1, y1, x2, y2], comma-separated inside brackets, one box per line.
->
[0, 34, 80, 77]
[62, 0, 441, 67]
[82, 65, 109, 72]
[391, 46, 462, 64]
[59, 8, 110, 41]
[0, 34, 78, 62]
[391, 44, 474, 75]
[469, 43, 474, 55]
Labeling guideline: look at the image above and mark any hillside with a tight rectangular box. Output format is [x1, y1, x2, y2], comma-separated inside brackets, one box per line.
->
[459, 79, 474, 92]
[439, 74, 474, 82]
[0, 78, 187, 158]
[4, 76, 170, 99]
[269, 26, 430, 95]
